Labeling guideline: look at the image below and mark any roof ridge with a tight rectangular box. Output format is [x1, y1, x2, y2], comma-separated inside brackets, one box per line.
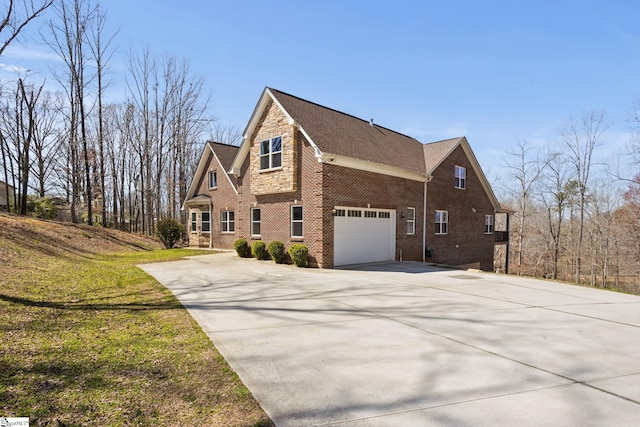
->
[268, 87, 419, 141]
[207, 140, 241, 148]
[423, 136, 464, 146]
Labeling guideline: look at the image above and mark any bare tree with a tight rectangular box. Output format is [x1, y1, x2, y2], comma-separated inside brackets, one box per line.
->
[0, 0, 53, 211]
[87, 3, 116, 226]
[46, 0, 96, 223]
[211, 122, 242, 146]
[504, 140, 548, 275]
[127, 48, 211, 233]
[537, 151, 575, 280]
[0, 0, 53, 56]
[30, 90, 63, 197]
[560, 111, 608, 283]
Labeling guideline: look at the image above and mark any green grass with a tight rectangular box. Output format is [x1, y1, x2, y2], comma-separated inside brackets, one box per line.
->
[0, 244, 272, 426]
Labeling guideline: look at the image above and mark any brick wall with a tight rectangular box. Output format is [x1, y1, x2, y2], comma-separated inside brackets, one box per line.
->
[321, 164, 425, 266]
[426, 145, 495, 270]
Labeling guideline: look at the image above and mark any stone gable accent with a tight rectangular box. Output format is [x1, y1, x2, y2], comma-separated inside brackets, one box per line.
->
[250, 100, 297, 195]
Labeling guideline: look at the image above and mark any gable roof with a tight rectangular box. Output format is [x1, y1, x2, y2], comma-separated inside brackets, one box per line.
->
[181, 141, 239, 209]
[230, 87, 429, 182]
[208, 141, 239, 172]
[269, 88, 427, 175]
[424, 136, 502, 211]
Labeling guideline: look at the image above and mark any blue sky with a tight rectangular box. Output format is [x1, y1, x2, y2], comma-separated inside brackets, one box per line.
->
[2, 0, 640, 181]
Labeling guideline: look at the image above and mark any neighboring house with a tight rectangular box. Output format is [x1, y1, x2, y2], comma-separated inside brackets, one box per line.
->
[184, 87, 510, 270]
[0, 181, 15, 210]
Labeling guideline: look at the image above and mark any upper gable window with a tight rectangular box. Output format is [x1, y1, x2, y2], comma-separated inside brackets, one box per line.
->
[208, 171, 217, 189]
[455, 165, 466, 189]
[259, 136, 282, 170]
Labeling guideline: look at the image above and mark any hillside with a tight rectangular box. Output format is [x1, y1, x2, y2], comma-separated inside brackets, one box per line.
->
[0, 213, 163, 271]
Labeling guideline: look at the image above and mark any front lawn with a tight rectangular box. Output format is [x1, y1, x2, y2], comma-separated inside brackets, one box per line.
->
[0, 216, 272, 426]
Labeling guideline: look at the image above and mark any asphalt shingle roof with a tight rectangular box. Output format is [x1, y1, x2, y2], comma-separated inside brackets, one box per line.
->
[207, 141, 239, 172]
[269, 88, 427, 175]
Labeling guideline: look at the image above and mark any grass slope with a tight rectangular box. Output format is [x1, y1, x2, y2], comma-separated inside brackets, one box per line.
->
[0, 214, 272, 426]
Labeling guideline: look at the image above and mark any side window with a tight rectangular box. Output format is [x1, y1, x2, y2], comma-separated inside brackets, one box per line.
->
[251, 208, 261, 237]
[435, 210, 448, 235]
[190, 211, 197, 232]
[485, 215, 494, 234]
[406, 207, 415, 235]
[291, 205, 303, 238]
[208, 171, 217, 189]
[201, 211, 211, 232]
[455, 165, 466, 189]
[221, 211, 235, 233]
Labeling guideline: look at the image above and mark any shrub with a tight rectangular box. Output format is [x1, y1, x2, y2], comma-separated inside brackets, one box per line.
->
[26, 195, 57, 220]
[268, 240, 286, 264]
[233, 238, 252, 258]
[251, 240, 268, 260]
[155, 218, 184, 249]
[288, 244, 308, 267]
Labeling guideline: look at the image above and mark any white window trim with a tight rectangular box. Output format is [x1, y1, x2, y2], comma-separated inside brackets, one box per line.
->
[291, 205, 303, 238]
[208, 171, 217, 189]
[455, 165, 466, 190]
[190, 211, 197, 233]
[201, 211, 211, 232]
[435, 210, 448, 235]
[407, 207, 416, 235]
[485, 214, 494, 234]
[259, 136, 283, 172]
[221, 210, 235, 234]
[251, 207, 261, 237]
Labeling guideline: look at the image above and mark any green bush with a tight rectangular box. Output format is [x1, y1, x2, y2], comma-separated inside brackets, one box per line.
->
[288, 243, 308, 267]
[155, 218, 184, 249]
[251, 240, 268, 260]
[267, 240, 286, 264]
[26, 195, 57, 220]
[233, 238, 252, 258]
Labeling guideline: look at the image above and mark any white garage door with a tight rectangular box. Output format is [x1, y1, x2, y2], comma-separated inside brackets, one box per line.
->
[334, 207, 396, 266]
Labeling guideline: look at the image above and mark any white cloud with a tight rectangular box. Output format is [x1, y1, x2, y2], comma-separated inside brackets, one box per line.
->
[0, 63, 31, 73]
[3, 45, 61, 62]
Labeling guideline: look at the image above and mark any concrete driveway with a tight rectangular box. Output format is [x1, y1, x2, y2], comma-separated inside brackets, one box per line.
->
[140, 252, 640, 426]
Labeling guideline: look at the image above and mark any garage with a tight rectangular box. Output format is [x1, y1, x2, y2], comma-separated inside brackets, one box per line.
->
[333, 207, 396, 266]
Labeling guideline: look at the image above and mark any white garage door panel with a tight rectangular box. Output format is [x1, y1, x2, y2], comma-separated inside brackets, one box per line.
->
[334, 208, 396, 266]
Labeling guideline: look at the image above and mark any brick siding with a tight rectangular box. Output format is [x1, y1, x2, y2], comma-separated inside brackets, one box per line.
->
[426, 145, 495, 270]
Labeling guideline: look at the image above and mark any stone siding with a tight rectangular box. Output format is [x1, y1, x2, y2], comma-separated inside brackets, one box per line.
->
[249, 100, 297, 195]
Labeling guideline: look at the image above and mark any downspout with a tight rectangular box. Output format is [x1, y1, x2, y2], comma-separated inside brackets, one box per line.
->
[422, 178, 429, 262]
[505, 212, 510, 274]
[209, 201, 213, 249]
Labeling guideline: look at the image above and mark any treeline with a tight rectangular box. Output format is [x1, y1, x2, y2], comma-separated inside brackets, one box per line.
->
[498, 111, 640, 293]
[0, 0, 212, 234]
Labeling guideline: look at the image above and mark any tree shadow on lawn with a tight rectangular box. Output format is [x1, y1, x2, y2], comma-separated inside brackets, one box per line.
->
[0, 293, 183, 311]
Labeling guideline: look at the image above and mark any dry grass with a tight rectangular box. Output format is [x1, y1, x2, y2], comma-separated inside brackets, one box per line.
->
[0, 213, 273, 426]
